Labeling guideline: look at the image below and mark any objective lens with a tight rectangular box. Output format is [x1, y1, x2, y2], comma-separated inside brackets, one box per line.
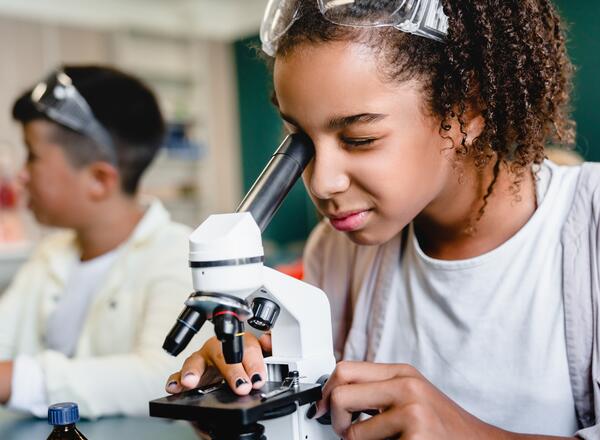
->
[213, 307, 244, 364]
[163, 296, 206, 356]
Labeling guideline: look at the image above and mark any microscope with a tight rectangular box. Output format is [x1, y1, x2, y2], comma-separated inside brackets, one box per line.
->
[149, 133, 338, 440]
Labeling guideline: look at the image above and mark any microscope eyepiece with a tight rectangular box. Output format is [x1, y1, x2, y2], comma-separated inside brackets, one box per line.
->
[236, 132, 315, 231]
[163, 293, 207, 356]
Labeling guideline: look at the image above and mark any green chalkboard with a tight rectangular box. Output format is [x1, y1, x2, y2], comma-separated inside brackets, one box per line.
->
[554, 1, 600, 160]
[234, 36, 318, 247]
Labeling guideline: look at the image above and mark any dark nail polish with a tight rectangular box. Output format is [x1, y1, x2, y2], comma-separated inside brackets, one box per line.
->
[306, 403, 316, 419]
[316, 410, 332, 425]
[251, 373, 262, 384]
[235, 378, 248, 388]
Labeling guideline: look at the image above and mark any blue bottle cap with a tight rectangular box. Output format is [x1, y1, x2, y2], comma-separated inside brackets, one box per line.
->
[48, 402, 80, 426]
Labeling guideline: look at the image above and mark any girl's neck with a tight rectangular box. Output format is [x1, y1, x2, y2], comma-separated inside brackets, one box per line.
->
[76, 197, 145, 261]
[414, 159, 537, 260]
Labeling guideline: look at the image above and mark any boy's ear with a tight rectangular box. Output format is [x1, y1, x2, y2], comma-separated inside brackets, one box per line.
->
[86, 162, 120, 201]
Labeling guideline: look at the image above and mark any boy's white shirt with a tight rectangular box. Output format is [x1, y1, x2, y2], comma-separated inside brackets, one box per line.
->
[0, 199, 200, 418]
[10, 246, 121, 416]
[304, 160, 581, 437]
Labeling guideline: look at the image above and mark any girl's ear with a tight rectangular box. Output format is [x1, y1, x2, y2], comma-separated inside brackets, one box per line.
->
[85, 161, 120, 201]
[464, 113, 485, 146]
[448, 103, 485, 148]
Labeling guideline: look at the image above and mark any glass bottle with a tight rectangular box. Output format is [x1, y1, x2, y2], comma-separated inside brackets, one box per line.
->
[46, 402, 88, 440]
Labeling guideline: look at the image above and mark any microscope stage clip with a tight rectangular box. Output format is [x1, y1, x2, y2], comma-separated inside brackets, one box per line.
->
[260, 370, 303, 402]
[197, 382, 225, 395]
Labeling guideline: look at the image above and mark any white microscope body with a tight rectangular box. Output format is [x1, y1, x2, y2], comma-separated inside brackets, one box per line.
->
[152, 133, 339, 439]
[187, 211, 337, 439]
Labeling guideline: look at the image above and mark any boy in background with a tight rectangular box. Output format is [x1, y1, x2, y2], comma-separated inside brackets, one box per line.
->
[0, 65, 194, 418]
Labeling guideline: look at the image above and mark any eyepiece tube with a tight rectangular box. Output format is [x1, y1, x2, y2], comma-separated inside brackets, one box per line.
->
[163, 293, 207, 356]
[236, 132, 314, 231]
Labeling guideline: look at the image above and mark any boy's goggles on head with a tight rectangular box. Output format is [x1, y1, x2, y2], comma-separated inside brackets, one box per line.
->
[260, 0, 449, 56]
[30, 70, 118, 164]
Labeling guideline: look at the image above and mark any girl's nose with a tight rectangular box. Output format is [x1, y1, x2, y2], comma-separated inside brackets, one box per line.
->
[307, 146, 350, 200]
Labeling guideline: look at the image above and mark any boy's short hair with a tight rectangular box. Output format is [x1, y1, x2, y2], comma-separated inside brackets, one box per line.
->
[12, 65, 165, 195]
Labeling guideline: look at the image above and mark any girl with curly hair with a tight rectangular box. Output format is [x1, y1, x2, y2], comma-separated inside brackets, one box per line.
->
[167, 1, 600, 438]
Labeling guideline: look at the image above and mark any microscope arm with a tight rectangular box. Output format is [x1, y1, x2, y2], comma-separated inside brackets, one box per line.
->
[249, 267, 335, 383]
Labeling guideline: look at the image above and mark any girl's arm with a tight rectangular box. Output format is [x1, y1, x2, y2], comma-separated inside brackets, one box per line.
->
[312, 361, 577, 440]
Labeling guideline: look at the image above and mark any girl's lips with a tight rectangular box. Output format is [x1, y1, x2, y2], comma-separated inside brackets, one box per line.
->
[329, 210, 371, 232]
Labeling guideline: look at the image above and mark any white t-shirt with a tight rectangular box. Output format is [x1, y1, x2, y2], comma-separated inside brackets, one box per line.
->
[45, 247, 121, 355]
[374, 160, 580, 436]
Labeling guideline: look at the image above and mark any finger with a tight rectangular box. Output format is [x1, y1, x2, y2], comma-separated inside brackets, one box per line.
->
[329, 382, 396, 435]
[316, 362, 416, 418]
[241, 334, 267, 389]
[165, 371, 183, 394]
[197, 365, 223, 387]
[204, 338, 252, 395]
[258, 333, 272, 354]
[343, 409, 404, 440]
[180, 351, 208, 390]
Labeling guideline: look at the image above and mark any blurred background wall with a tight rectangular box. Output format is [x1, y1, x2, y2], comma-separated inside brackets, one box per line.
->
[0, 0, 269, 289]
[0, 0, 598, 289]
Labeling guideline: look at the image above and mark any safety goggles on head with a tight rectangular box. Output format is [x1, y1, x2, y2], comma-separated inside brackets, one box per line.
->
[30, 70, 118, 164]
[261, 0, 449, 57]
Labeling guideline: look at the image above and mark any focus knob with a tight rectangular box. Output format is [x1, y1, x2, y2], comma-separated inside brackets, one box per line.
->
[248, 297, 280, 331]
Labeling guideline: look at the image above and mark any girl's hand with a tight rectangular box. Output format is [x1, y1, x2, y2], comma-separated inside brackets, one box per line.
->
[311, 361, 512, 440]
[165, 333, 272, 396]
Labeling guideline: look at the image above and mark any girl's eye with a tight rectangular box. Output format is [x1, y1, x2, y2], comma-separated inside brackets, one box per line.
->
[341, 137, 376, 148]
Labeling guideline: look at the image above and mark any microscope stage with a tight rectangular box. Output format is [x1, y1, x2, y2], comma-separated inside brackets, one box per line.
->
[149, 381, 322, 426]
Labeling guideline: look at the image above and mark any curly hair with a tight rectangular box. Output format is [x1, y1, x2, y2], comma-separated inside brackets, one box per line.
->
[271, 0, 575, 220]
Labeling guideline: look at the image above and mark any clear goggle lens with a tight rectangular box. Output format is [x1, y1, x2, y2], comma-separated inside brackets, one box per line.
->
[320, 0, 412, 27]
[260, 0, 300, 56]
[260, 0, 448, 56]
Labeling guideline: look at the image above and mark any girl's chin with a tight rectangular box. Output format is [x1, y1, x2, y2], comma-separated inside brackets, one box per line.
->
[344, 229, 388, 246]
[343, 221, 404, 246]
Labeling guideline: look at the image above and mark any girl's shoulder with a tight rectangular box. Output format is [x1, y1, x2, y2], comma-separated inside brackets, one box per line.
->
[561, 161, 600, 243]
[303, 221, 358, 284]
[305, 220, 387, 265]
[305, 221, 355, 258]
[576, 162, 600, 201]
